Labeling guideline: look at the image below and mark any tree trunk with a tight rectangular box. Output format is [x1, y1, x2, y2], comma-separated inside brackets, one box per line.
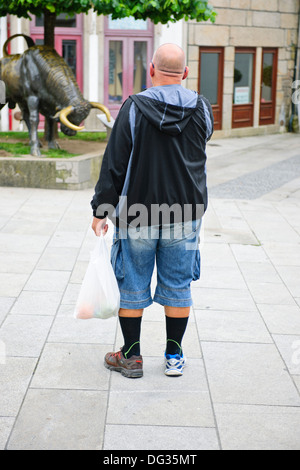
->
[44, 8, 56, 48]
[43, 9, 58, 142]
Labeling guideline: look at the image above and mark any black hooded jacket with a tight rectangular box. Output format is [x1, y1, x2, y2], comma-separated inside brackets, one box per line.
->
[91, 85, 213, 227]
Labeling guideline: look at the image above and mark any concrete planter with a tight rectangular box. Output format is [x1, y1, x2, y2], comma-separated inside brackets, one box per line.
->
[0, 151, 104, 190]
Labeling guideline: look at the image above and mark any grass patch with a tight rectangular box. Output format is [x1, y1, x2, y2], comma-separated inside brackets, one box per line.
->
[0, 131, 107, 142]
[59, 131, 107, 141]
[0, 142, 78, 158]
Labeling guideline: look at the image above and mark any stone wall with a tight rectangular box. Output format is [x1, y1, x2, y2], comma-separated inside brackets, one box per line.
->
[0, 152, 103, 190]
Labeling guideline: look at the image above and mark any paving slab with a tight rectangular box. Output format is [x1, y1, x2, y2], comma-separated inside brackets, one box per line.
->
[246, 280, 296, 305]
[106, 390, 214, 428]
[0, 251, 40, 274]
[192, 287, 257, 311]
[103, 425, 220, 451]
[0, 297, 15, 324]
[7, 389, 108, 450]
[0, 133, 300, 450]
[257, 304, 300, 335]
[24, 270, 71, 292]
[0, 417, 15, 450]
[36, 246, 79, 271]
[214, 403, 300, 451]
[195, 309, 272, 343]
[272, 334, 300, 375]
[0, 357, 37, 416]
[48, 315, 117, 345]
[31, 342, 112, 391]
[201, 341, 300, 406]
[0, 314, 53, 357]
[0, 233, 50, 254]
[10, 291, 62, 316]
[0, 273, 29, 297]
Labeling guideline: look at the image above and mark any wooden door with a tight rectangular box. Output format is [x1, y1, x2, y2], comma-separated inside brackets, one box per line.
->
[198, 47, 224, 130]
[104, 16, 154, 119]
[232, 48, 256, 128]
[259, 48, 278, 126]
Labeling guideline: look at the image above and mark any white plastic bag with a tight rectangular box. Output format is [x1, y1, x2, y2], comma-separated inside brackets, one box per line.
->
[74, 235, 120, 320]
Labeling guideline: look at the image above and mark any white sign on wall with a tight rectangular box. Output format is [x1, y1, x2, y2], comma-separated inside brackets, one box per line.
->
[234, 86, 250, 104]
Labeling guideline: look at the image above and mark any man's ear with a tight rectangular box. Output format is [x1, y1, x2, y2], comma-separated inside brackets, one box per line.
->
[150, 62, 155, 77]
[183, 66, 189, 80]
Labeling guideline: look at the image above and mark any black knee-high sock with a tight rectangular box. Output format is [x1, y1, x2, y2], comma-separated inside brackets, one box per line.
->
[165, 316, 189, 356]
[119, 316, 142, 358]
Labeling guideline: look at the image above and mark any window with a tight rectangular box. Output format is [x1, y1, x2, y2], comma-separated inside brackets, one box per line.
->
[198, 47, 224, 130]
[35, 13, 77, 28]
[108, 15, 148, 31]
[108, 41, 123, 104]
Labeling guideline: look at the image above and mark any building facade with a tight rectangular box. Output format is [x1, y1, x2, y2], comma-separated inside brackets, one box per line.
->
[186, 0, 300, 137]
[0, 0, 299, 137]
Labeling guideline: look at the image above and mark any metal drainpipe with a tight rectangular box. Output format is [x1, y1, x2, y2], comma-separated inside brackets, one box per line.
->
[288, 4, 300, 132]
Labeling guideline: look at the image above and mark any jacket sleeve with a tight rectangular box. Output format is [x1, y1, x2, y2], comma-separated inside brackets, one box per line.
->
[201, 95, 214, 142]
[91, 99, 133, 218]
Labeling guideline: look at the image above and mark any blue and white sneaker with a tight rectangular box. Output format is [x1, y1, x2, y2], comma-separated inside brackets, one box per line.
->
[164, 353, 186, 376]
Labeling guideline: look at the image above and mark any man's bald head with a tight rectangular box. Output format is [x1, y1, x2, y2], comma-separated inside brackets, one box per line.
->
[152, 43, 186, 75]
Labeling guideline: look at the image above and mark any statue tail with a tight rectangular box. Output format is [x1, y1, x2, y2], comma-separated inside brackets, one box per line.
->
[3, 34, 35, 58]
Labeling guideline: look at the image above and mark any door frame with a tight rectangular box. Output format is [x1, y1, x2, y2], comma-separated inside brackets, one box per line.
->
[104, 36, 153, 118]
[232, 47, 256, 129]
[104, 17, 154, 118]
[259, 47, 278, 126]
[198, 47, 224, 131]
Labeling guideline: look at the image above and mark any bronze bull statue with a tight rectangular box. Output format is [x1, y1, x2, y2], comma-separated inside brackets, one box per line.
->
[0, 34, 110, 157]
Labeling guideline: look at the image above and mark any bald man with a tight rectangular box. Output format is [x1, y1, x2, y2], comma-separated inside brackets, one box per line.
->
[91, 43, 213, 378]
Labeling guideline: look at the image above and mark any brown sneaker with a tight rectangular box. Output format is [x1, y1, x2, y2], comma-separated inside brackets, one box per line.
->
[104, 349, 143, 378]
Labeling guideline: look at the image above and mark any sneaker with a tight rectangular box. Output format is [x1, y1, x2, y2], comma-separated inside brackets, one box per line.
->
[164, 353, 186, 376]
[104, 349, 143, 378]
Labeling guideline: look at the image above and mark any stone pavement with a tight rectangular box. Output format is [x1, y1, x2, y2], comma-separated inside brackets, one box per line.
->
[0, 132, 300, 450]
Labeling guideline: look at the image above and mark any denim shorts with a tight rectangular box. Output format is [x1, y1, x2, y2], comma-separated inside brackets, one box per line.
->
[110, 220, 201, 309]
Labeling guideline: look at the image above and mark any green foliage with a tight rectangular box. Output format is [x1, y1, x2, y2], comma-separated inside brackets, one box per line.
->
[0, 0, 217, 24]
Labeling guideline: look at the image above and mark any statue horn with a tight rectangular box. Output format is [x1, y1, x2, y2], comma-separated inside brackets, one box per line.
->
[59, 106, 85, 132]
[90, 102, 111, 122]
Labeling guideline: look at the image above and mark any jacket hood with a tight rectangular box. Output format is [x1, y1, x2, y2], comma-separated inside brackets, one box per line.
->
[130, 87, 199, 136]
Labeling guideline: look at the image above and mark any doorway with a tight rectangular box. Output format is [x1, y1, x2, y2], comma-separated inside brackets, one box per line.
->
[104, 16, 154, 119]
[198, 47, 224, 131]
[232, 48, 256, 128]
[30, 13, 83, 129]
[30, 13, 83, 89]
[259, 48, 278, 126]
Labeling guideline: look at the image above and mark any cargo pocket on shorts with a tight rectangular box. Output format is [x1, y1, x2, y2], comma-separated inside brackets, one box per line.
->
[110, 238, 125, 281]
[193, 249, 201, 281]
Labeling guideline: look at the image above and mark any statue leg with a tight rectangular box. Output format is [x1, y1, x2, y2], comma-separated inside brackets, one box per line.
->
[27, 95, 41, 157]
[46, 117, 60, 150]
[18, 105, 31, 137]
